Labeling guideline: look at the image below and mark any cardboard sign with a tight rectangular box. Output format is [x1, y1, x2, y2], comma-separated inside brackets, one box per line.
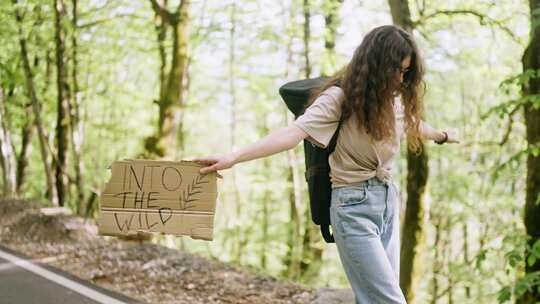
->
[97, 159, 218, 241]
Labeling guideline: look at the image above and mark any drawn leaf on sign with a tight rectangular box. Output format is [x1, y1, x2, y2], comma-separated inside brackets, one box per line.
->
[180, 175, 209, 210]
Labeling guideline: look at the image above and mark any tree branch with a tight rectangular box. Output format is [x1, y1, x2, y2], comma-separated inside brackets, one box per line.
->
[175, 0, 187, 15]
[77, 13, 147, 29]
[499, 105, 520, 146]
[413, 9, 521, 44]
[149, 0, 172, 24]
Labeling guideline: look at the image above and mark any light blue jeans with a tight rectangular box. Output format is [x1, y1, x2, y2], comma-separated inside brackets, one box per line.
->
[330, 177, 407, 304]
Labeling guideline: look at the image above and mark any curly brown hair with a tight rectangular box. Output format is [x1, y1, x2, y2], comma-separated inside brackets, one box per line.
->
[309, 25, 425, 153]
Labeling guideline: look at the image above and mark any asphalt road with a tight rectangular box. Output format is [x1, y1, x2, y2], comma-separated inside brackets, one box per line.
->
[0, 244, 142, 304]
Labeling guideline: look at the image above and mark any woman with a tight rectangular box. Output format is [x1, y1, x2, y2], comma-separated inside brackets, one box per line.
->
[193, 25, 459, 303]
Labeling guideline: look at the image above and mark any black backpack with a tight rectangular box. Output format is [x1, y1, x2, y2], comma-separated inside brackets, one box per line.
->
[279, 77, 341, 243]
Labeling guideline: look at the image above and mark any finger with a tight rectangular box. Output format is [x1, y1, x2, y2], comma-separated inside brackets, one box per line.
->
[193, 158, 215, 165]
[200, 164, 218, 174]
[200, 167, 223, 178]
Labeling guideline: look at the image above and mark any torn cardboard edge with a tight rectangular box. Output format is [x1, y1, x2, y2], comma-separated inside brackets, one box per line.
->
[107, 159, 223, 179]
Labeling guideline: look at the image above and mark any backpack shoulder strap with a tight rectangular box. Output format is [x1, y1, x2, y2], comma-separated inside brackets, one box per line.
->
[327, 119, 343, 154]
[325, 86, 345, 154]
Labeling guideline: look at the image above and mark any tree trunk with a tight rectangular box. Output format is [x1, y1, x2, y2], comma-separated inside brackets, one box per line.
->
[69, 0, 86, 214]
[388, 0, 413, 32]
[478, 222, 489, 298]
[260, 151, 271, 270]
[16, 101, 34, 193]
[283, 111, 302, 279]
[463, 222, 471, 299]
[430, 215, 441, 304]
[444, 217, 454, 304]
[302, 0, 311, 78]
[401, 147, 429, 300]
[227, 1, 245, 265]
[16, 0, 48, 193]
[0, 87, 17, 197]
[54, 0, 71, 207]
[322, 0, 343, 76]
[517, 0, 540, 303]
[388, 1, 429, 302]
[280, 0, 302, 279]
[146, 0, 190, 158]
[298, 0, 324, 283]
[155, 0, 168, 108]
[13, 0, 58, 205]
[445, 218, 454, 304]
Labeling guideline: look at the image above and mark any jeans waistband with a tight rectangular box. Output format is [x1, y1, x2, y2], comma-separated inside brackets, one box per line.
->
[349, 176, 388, 187]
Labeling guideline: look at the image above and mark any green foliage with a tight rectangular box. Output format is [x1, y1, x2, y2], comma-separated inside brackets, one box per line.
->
[491, 143, 540, 183]
[0, 1, 536, 301]
[482, 69, 540, 122]
[498, 237, 540, 303]
[482, 67, 540, 184]
[500, 69, 540, 90]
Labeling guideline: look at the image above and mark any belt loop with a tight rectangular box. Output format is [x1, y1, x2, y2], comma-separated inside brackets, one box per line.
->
[367, 176, 375, 189]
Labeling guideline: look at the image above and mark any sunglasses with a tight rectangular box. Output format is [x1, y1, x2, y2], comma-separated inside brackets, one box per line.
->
[398, 67, 410, 75]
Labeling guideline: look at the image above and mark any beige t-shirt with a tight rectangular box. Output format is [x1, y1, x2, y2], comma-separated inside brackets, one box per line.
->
[292, 86, 405, 188]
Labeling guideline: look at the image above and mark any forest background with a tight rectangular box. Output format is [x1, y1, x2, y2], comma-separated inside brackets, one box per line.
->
[1, 0, 540, 303]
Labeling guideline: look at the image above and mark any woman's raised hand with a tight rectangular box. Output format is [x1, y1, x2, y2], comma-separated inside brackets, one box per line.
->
[192, 154, 237, 174]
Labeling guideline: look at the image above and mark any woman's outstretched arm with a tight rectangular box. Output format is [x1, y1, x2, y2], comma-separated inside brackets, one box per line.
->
[193, 124, 309, 174]
[419, 120, 459, 143]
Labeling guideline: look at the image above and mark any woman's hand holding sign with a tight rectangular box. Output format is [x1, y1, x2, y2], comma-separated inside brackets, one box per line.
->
[193, 154, 237, 174]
